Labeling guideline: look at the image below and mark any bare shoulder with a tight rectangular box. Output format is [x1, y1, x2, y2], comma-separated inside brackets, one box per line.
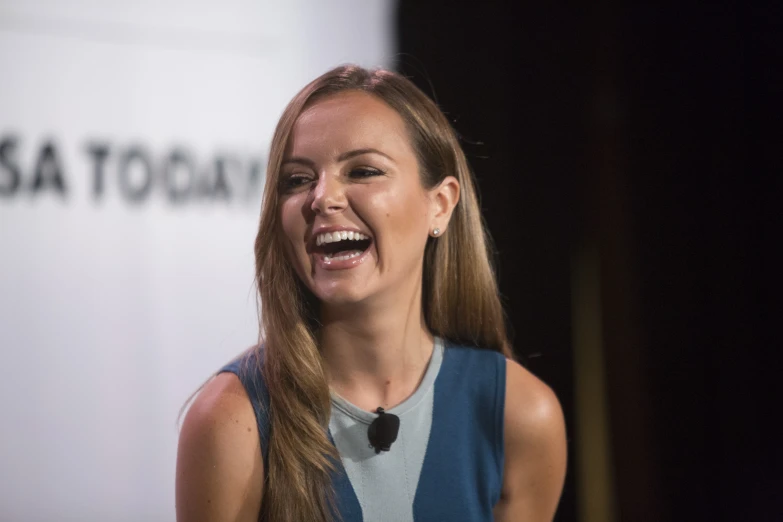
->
[176, 372, 263, 522]
[503, 358, 565, 441]
[494, 358, 567, 522]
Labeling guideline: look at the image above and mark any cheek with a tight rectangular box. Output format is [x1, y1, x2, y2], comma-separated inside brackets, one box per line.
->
[279, 198, 309, 261]
[280, 194, 306, 229]
[379, 185, 427, 219]
[365, 184, 429, 241]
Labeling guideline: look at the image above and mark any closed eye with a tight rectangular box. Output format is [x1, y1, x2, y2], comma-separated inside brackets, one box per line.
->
[279, 173, 315, 192]
[349, 167, 385, 179]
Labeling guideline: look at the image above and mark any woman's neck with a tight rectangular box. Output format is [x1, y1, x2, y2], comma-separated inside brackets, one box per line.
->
[318, 287, 435, 412]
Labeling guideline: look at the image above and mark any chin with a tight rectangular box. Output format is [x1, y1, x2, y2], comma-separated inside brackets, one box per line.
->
[311, 281, 371, 308]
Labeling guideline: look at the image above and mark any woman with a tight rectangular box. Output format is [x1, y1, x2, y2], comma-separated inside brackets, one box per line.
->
[176, 65, 566, 522]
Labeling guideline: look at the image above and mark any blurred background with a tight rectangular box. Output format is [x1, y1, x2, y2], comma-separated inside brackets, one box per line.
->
[1, 1, 778, 521]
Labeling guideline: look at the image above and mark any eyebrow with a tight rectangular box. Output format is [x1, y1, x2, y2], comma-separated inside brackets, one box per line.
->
[337, 148, 394, 162]
[281, 148, 395, 167]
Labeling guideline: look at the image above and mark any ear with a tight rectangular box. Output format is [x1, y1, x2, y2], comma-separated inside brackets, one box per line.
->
[428, 175, 460, 234]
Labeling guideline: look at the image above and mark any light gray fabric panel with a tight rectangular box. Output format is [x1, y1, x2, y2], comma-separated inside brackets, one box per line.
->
[328, 338, 444, 522]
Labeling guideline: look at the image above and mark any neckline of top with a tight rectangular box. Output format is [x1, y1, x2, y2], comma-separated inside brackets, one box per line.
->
[329, 337, 445, 425]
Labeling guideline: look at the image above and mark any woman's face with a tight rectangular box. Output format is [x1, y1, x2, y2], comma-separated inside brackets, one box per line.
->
[278, 91, 447, 308]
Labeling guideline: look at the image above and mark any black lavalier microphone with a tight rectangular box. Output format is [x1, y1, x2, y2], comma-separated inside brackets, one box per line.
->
[368, 407, 400, 454]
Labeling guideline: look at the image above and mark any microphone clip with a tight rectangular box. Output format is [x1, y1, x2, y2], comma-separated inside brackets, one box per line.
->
[368, 407, 400, 454]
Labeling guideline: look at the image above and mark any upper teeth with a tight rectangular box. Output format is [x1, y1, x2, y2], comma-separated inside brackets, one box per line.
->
[316, 231, 369, 246]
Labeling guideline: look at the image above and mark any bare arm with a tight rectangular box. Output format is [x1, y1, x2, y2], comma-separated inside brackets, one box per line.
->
[176, 372, 263, 522]
[493, 359, 567, 522]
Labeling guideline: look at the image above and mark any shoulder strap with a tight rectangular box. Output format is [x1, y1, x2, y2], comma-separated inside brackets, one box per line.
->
[219, 347, 271, 470]
[413, 342, 507, 521]
[219, 349, 363, 521]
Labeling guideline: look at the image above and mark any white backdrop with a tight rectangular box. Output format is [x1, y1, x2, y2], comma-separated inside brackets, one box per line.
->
[0, 1, 394, 519]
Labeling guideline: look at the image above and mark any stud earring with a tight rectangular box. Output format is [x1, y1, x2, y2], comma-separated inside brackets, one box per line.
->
[432, 228, 441, 236]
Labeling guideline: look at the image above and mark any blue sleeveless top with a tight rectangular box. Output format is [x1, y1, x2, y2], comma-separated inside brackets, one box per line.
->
[219, 341, 507, 521]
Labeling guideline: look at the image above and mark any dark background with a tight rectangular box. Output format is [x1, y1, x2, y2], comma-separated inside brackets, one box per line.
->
[397, 3, 779, 521]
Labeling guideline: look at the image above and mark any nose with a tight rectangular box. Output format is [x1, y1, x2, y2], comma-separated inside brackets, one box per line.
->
[310, 173, 346, 215]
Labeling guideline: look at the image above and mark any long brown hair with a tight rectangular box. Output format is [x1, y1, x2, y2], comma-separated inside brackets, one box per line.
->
[254, 65, 512, 521]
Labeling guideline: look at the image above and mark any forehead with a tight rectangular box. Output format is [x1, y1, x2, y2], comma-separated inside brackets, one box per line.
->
[287, 91, 412, 159]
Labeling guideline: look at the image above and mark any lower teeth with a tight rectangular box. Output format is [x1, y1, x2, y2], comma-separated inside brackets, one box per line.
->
[324, 250, 363, 262]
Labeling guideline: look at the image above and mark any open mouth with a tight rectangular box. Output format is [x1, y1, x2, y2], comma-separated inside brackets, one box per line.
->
[312, 230, 373, 263]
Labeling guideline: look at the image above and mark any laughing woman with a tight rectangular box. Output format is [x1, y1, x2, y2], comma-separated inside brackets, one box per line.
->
[176, 66, 567, 522]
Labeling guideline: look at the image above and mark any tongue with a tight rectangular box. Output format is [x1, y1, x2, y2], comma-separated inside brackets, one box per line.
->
[322, 238, 371, 255]
[335, 248, 362, 255]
